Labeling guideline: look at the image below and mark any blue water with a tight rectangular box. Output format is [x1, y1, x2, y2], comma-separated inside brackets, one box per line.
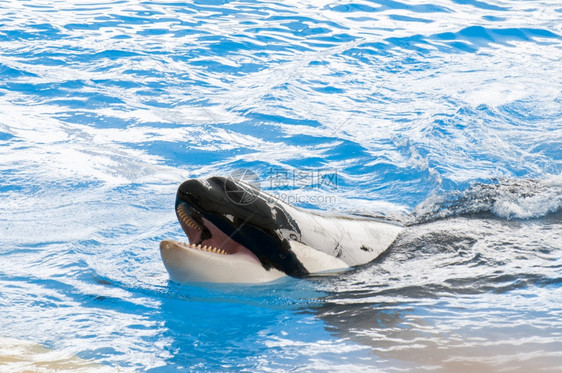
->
[1, 0, 561, 371]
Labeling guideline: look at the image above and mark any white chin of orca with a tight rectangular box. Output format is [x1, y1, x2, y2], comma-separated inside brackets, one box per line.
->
[159, 239, 285, 284]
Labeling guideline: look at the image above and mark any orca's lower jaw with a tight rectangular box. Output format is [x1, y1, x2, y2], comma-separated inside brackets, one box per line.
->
[159, 203, 285, 283]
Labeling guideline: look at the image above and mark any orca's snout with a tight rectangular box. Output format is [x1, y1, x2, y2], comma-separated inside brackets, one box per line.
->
[176, 178, 219, 210]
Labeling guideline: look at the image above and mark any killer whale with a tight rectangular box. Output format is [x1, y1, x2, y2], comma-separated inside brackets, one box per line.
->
[160, 176, 403, 283]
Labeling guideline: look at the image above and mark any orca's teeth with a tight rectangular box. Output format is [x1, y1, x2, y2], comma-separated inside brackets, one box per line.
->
[177, 240, 230, 255]
[176, 205, 202, 231]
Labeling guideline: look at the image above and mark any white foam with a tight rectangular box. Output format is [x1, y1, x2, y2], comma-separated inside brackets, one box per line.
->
[414, 177, 562, 222]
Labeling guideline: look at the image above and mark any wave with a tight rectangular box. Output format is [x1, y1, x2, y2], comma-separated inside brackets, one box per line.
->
[411, 175, 562, 223]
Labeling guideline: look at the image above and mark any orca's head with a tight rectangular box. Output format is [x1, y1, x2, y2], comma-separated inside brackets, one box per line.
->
[160, 176, 309, 283]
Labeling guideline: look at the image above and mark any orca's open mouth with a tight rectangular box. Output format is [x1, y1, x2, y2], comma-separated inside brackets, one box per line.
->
[160, 201, 287, 283]
[172, 203, 260, 261]
[161, 177, 325, 281]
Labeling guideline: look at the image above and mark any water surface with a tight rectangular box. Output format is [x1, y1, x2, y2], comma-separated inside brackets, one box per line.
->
[0, 0, 561, 371]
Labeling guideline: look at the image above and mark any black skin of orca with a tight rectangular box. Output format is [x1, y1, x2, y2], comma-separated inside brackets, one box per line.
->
[175, 177, 310, 277]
